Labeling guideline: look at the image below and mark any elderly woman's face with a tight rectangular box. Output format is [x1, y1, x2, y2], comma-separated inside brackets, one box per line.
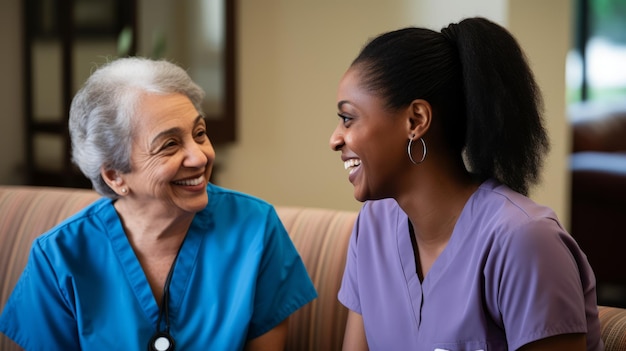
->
[121, 92, 215, 215]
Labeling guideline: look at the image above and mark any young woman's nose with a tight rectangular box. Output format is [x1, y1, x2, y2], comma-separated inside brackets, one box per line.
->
[329, 125, 345, 151]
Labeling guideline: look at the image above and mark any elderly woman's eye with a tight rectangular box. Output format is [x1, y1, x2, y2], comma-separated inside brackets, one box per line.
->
[163, 140, 178, 149]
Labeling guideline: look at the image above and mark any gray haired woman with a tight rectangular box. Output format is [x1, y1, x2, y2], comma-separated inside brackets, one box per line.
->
[0, 57, 317, 351]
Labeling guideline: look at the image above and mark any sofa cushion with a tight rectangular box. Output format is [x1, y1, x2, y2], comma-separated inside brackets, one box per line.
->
[0, 186, 357, 351]
[3, 186, 626, 351]
[599, 306, 626, 350]
[276, 207, 355, 351]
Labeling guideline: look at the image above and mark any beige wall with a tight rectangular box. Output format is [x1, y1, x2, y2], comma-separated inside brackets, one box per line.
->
[0, 0, 572, 225]
[508, 0, 573, 226]
[216, 0, 572, 224]
[216, 0, 429, 212]
[219, 0, 507, 212]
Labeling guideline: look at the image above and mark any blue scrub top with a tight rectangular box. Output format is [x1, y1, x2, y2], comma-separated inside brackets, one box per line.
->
[0, 184, 317, 350]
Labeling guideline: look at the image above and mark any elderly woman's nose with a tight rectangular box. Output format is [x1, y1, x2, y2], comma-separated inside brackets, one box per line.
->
[184, 142, 208, 167]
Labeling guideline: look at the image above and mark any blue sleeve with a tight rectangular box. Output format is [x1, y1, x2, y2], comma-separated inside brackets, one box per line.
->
[247, 207, 317, 339]
[0, 240, 79, 350]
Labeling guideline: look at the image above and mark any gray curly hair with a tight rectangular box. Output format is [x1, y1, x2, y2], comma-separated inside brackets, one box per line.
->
[69, 57, 205, 198]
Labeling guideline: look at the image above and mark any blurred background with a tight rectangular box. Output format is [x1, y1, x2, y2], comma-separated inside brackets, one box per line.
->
[0, 0, 624, 220]
[1, 0, 626, 306]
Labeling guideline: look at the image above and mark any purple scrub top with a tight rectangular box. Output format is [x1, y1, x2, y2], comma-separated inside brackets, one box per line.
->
[338, 179, 602, 351]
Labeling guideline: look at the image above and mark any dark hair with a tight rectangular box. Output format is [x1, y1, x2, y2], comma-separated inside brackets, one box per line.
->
[352, 17, 549, 196]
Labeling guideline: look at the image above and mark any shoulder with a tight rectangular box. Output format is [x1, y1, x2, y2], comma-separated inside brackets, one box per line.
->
[207, 183, 273, 209]
[456, 179, 582, 267]
[204, 184, 280, 225]
[36, 197, 113, 246]
[470, 179, 563, 236]
[24, 197, 114, 275]
[475, 179, 557, 217]
[468, 180, 584, 270]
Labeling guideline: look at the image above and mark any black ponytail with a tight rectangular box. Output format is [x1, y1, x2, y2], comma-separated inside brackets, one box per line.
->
[352, 17, 549, 195]
[444, 17, 549, 195]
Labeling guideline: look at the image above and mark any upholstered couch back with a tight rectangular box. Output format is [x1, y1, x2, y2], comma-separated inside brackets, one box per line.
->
[0, 186, 354, 350]
[1, 186, 625, 350]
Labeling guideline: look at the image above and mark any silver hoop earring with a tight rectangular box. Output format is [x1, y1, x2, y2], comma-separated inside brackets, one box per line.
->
[408, 137, 427, 165]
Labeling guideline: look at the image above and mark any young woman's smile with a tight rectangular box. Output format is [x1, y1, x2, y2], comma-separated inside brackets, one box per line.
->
[330, 68, 408, 202]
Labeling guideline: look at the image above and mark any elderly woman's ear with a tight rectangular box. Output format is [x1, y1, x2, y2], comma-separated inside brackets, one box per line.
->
[101, 168, 128, 196]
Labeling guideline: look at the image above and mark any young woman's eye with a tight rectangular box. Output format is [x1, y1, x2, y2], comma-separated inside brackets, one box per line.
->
[338, 113, 352, 124]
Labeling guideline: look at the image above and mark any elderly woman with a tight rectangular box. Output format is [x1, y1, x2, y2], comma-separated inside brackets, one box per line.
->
[0, 57, 316, 350]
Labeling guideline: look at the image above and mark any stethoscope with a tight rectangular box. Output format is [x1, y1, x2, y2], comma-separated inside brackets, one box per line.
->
[148, 244, 184, 351]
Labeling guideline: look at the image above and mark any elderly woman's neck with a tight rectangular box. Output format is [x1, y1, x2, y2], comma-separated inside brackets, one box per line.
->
[113, 199, 192, 252]
[112, 199, 194, 305]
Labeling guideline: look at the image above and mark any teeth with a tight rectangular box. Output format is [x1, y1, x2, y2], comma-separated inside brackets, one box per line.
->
[173, 175, 204, 186]
[344, 159, 361, 171]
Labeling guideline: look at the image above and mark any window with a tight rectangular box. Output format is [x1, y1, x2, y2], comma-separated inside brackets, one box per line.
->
[567, 0, 626, 108]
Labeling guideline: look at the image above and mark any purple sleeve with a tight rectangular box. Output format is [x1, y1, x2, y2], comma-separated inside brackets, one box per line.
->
[484, 217, 589, 349]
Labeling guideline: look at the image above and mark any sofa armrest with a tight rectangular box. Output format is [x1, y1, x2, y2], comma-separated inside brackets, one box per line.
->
[599, 305, 626, 350]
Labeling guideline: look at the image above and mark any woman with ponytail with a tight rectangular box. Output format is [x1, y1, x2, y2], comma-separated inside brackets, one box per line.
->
[329, 17, 601, 350]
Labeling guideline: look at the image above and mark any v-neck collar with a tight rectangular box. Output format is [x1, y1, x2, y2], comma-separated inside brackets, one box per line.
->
[397, 184, 481, 288]
[100, 199, 211, 324]
[395, 188, 478, 327]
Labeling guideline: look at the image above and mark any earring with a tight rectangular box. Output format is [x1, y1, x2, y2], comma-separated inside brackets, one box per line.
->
[408, 136, 427, 165]
[121, 188, 127, 194]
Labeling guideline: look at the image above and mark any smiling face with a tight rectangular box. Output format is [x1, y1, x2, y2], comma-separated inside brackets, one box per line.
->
[329, 67, 410, 202]
[117, 92, 215, 217]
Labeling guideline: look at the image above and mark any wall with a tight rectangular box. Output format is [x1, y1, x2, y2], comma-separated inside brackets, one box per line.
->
[508, 0, 572, 225]
[0, 0, 572, 224]
[216, 0, 426, 212]
[219, 0, 505, 213]
[217, 0, 572, 224]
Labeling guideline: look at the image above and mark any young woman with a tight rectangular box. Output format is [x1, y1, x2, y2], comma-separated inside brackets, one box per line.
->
[330, 17, 602, 351]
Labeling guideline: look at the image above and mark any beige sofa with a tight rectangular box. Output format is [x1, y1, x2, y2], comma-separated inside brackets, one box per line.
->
[1, 185, 625, 350]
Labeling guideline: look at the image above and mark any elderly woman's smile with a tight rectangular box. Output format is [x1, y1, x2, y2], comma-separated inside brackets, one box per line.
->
[119, 92, 215, 215]
[172, 174, 205, 186]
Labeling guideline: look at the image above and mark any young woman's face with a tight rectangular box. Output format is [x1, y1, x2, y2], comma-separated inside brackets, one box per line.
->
[120, 93, 215, 216]
[329, 68, 409, 202]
